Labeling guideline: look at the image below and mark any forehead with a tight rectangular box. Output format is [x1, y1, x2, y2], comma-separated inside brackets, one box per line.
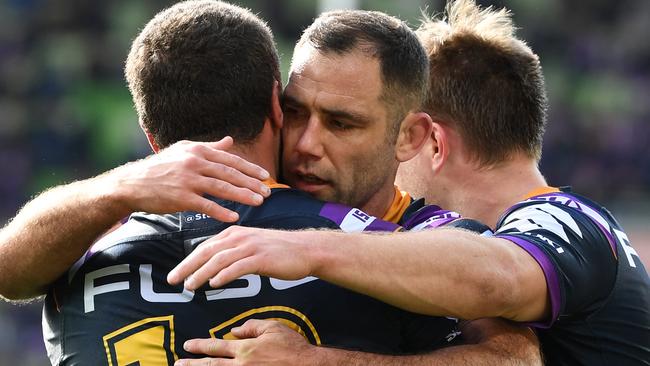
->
[286, 45, 387, 118]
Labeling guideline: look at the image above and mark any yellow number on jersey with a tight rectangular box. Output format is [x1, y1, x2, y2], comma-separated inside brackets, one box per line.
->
[103, 315, 178, 366]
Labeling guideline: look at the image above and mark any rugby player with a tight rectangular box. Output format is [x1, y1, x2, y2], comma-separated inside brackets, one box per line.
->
[0, 1, 539, 365]
[169, 1, 650, 365]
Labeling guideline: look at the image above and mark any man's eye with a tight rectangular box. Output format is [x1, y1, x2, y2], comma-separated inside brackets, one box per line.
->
[330, 120, 350, 130]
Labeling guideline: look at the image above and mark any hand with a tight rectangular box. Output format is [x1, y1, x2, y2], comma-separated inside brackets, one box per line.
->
[167, 226, 314, 290]
[176, 319, 317, 366]
[106, 137, 271, 223]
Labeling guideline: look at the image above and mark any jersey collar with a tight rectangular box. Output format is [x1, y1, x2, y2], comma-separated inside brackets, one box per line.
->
[262, 178, 290, 189]
[382, 186, 412, 224]
[523, 186, 560, 200]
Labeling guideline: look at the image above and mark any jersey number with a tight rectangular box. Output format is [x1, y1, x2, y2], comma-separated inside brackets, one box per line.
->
[103, 316, 177, 366]
[102, 307, 320, 366]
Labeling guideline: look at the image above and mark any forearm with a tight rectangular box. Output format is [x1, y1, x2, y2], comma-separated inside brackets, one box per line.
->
[310, 347, 433, 366]
[309, 228, 545, 321]
[310, 318, 541, 366]
[0, 174, 130, 300]
[312, 338, 540, 366]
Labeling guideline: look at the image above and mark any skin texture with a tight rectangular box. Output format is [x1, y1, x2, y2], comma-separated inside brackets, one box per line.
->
[174, 318, 541, 366]
[281, 45, 402, 216]
[0, 138, 271, 300]
[168, 225, 548, 322]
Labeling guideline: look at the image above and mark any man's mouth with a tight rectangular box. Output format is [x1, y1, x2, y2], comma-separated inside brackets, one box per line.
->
[298, 173, 328, 184]
[292, 171, 331, 193]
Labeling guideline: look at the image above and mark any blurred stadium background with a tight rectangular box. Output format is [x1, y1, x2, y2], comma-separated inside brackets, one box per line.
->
[0, 0, 648, 364]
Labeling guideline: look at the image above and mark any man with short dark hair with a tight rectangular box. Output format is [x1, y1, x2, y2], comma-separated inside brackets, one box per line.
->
[280, 9, 431, 220]
[170, 1, 649, 365]
[125, 0, 281, 150]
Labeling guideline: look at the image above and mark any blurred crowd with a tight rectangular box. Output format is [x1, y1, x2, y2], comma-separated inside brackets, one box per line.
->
[0, 0, 648, 365]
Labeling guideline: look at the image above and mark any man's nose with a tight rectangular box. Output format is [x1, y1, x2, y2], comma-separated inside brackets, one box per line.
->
[294, 116, 325, 159]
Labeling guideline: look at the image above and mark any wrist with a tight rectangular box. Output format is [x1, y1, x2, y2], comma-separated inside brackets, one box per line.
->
[304, 230, 344, 278]
[89, 165, 137, 218]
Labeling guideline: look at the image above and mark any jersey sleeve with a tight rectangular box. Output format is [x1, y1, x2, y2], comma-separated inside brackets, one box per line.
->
[494, 201, 617, 328]
[318, 202, 402, 232]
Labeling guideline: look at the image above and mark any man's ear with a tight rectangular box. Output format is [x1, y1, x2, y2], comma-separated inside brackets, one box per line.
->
[269, 79, 283, 130]
[395, 112, 433, 162]
[140, 120, 161, 153]
[430, 121, 449, 173]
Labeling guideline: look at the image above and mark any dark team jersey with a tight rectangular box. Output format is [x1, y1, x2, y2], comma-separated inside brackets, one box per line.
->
[494, 187, 650, 366]
[43, 185, 461, 365]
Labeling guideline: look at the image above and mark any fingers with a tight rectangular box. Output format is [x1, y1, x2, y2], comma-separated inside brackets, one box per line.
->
[182, 141, 270, 202]
[201, 140, 271, 187]
[167, 140, 271, 211]
[196, 161, 270, 202]
[230, 319, 281, 339]
[185, 196, 240, 223]
[167, 230, 242, 286]
[209, 257, 259, 289]
[183, 246, 249, 290]
[196, 176, 265, 206]
[174, 338, 238, 366]
[184, 338, 238, 357]
[175, 357, 233, 366]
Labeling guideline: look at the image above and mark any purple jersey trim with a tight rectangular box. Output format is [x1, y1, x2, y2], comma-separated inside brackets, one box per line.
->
[319, 203, 350, 226]
[418, 217, 458, 230]
[401, 205, 443, 228]
[497, 234, 562, 329]
[366, 219, 401, 232]
[402, 205, 462, 231]
[319, 202, 400, 232]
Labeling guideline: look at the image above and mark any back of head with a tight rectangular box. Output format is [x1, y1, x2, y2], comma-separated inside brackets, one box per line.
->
[417, 0, 548, 165]
[125, 0, 280, 148]
[296, 9, 429, 138]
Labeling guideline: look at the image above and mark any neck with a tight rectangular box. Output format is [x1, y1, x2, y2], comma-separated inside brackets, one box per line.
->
[360, 175, 400, 219]
[441, 156, 547, 228]
[228, 120, 280, 181]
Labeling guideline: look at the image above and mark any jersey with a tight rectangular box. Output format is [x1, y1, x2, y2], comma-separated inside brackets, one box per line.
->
[494, 187, 650, 366]
[43, 185, 460, 365]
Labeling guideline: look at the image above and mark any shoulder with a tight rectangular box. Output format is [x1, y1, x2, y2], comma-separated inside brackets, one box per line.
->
[250, 187, 401, 232]
[66, 213, 183, 282]
[496, 191, 619, 253]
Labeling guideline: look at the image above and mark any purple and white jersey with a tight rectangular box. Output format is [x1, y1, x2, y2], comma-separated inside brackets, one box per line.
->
[495, 187, 650, 366]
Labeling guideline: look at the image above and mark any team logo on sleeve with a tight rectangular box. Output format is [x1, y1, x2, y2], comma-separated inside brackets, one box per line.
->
[497, 203, 582, 243]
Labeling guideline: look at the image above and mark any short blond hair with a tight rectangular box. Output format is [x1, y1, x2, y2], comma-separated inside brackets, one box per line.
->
[417, 0, 547, 165]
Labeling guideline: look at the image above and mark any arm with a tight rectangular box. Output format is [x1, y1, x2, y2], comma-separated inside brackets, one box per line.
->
[169, 226, 548, 322]
[0, 138, 270, 300]
[176, 318, 541, 366]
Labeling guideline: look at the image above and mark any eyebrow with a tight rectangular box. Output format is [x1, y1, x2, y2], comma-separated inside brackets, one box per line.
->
[282, 94, 372, 125]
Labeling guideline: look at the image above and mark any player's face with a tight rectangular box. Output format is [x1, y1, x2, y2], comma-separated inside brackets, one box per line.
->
[281, 45, 399, 211]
